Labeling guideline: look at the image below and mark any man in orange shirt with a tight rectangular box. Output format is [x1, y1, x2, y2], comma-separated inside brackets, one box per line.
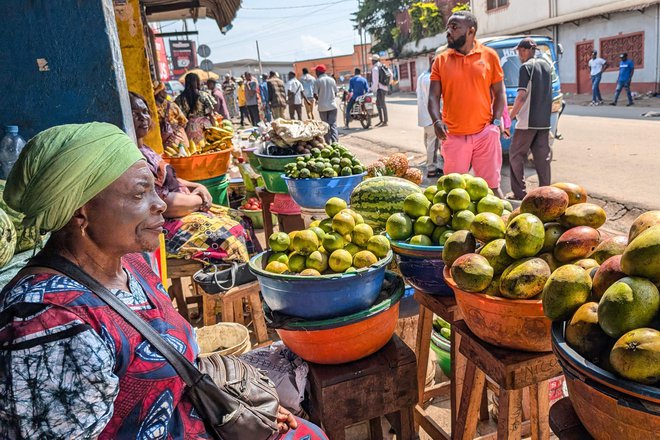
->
[428, 11, 506, 196]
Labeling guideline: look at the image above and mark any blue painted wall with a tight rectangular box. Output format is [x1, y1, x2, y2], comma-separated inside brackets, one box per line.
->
[0, 0, 134, 140]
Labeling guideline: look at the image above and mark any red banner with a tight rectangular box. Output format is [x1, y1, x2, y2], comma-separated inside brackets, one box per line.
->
[154, 36, 171, 80]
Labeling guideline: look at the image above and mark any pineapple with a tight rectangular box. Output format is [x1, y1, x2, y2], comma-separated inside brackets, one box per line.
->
[402, 168, 423, 185]
[382, 153, 409, 177]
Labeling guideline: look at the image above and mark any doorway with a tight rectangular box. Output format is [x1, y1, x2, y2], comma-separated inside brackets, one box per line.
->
[576, 41, 594, 94]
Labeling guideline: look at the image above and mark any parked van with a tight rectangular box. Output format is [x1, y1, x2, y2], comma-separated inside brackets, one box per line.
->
[482, 35, 564, 152]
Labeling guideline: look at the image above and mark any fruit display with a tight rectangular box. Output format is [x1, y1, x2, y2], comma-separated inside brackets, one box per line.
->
[350, 176, 423, 232]
[366, 153, 423, 184]
[239, 197, 262, 211]
[283, 142, 364, 179]
[163, 121, 234, 158]
[382, 173, 512, 247]
[267, 119, 329, 149]
[0, 207, 16, 268]
[263, 197, 391, 276]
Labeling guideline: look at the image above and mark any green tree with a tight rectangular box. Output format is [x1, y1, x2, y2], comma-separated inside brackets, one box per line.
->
[409, 2, 444, 42]
[353, 0, 411, 57]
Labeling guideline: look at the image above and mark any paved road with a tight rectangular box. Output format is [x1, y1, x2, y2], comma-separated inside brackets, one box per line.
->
[338, 95, 660, 212]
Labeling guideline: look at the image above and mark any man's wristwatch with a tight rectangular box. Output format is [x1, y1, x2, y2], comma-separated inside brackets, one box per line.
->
[492, 119, 502, 127]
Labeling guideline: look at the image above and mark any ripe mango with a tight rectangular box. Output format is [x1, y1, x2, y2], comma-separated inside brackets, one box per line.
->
[551, 182, 588, 206]
[478, 238, 514, 274]
[450, 253, 494, 293]
[442, 230, 476, 267]
[541, 222, 566, 253]
[470, 212, 506, 243]
[538, 252, 561, 272]
[591, 235, 628, 264]
[482, 275, 501, 296]
[621, 225, 660, 284]
[505, 213, 545, 259]
[565, 302, 613, 363]
[559, 203, 606, 229]
[553, 226, 601, 263]
[628, 210, 660, 242]
[520, 186, 569, 222]
[592, 255, 626, 300]
[610, 328, 660, 385]
[574, 258, 599, 271]
[598, 277, 660, 338]
[542, 264, 592, 321]
[500, 257, 551, 299]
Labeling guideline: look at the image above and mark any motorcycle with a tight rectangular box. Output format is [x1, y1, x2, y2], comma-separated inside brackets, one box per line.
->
[340, 89, 377, 129]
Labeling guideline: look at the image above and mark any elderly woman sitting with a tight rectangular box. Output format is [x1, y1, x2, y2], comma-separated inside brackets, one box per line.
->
[0, 122, 327, 439]
[130, 91, 258, 264]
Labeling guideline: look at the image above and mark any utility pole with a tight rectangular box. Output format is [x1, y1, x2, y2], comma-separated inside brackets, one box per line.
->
[256, 40, 264, 76]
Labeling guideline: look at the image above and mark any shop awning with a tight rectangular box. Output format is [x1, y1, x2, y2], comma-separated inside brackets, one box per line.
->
[142, 0, 242, 31]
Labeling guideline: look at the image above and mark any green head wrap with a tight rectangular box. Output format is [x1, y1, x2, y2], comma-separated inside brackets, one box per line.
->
[4, 122, 144, 233]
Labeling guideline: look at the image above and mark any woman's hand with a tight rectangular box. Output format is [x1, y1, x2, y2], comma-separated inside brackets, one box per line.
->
[191, 186, 212, 211]
[276, 405, 298, 434]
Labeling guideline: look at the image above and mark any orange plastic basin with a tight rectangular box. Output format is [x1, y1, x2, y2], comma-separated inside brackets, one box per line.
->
[444, 267, 552, 352]
[276, 302, 400, 365]
[162, 149, 230, 180]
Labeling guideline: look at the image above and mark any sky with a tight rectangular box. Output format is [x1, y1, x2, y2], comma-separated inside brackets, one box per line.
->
[156, 0, 368, 64]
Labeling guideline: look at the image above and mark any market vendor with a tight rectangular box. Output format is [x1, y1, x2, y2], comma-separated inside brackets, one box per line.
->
[130, 91, 255, 264]
[153, 80, 189, 150]
[0, 122, 327, 440]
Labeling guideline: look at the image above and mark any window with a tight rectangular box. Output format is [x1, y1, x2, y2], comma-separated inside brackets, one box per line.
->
[600, 32, 644, 69]
[487, 0, 508, 11]
[400, 62, 409, 80]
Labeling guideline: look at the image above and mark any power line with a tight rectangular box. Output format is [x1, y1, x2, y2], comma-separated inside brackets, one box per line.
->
[241, 0, 354, 10]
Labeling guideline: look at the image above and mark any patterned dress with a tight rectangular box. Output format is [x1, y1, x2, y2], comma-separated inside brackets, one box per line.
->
[0, 254, 208, 439]
[175, 91, 216, 143]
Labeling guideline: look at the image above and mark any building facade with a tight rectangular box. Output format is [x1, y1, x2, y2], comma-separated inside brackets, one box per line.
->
[293, 44, 386, 85]
[471, 0, 660, 94]
[213, 59, 294, 80]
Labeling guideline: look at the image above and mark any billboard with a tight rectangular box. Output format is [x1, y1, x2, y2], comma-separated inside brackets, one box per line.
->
[154, 35, 171, 80]
[169, 40, 197, 76]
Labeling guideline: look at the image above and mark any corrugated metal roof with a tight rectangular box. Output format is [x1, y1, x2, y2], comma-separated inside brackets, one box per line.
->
[143, 0, 241, 30]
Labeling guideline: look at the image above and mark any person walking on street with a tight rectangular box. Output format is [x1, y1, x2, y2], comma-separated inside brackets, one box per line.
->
[267, 71, 287, 120]
[244, 72, 261, 126]
[588, 50, 607, 106]
[206, 78, 229, 119]
[371, 55, 390, 126]
[428, 11, 506, 196]
[344, 68, 369, 129]
[301, 68, 316, 119]
[286, 72, 304, 120]
[508, 38, 553, 200]
[610, 53, 635, 106]
[175, 73, 217, 142]
[417, 50, 445, 177]
[313, 64, 339, 143]
[260, 74, 272, 122]
[222, 73, 239, 118]
[236, 78, 249, 127]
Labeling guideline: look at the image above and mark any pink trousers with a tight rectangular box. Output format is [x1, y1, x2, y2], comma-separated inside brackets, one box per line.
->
[441, 124, 502, 188]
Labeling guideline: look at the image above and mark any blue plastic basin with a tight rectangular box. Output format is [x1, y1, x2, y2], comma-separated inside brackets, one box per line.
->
[389, 238, 453, 296]
[249, 249, 392, 320]
[282, 173, 366, 209]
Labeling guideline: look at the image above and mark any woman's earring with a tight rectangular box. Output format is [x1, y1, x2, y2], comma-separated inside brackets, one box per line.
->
[81, 226, 86, 237]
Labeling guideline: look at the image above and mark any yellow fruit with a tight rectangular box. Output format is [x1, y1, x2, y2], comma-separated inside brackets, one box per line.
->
[367, 235, 391, 258]
[351, 223, 374, 247]
[306, 251, 329, 272]
[325, 197, 348, 217]
[268, 232, 291, 252]
[329, 249, 353, 273]
[353, 250, 378, 268]
[429, 203, 452, 226]
[340, 208, 360, 223]
[355, 213, 365, 225]
[447, 188, 471, 211]
[442, 173, 466, 192]
[309, 220, 321, 228]
[268, 252, 289, 265]
[288, 231, 298, 251]
[309, 226, 326, 241]
[410, 235, 433, 246]
[318, 218, 334, 233]
[300, 268, 321, 276]
[386, 213, 413, 241]
[414, 216, 436, 236]
[265, 261, 288, 274]
[322, 232, 345, 252]
[332, 212, 356, 235]
[403, 193, 431, 219]
[292, 230, 320, 255]
[287, 252, 307, 272]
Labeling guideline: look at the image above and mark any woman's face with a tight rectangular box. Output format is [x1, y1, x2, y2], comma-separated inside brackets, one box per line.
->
[131, 96, 152, 139]
[84, 162, 166, 254]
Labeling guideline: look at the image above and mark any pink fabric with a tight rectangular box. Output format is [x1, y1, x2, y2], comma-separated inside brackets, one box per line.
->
[441, 124, 502, 188]
[502, 105, 512, 129]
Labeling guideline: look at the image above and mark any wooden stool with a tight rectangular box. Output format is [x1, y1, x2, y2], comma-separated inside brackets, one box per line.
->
[167, 258, 204, 323]
[413, 290, 488, 439]
[256, 186, 304, 238]
[308, 335, 418, 440]
[549, 397, 593, 440]
[453, 320, 562, 440]
[200, 280, 270, 345]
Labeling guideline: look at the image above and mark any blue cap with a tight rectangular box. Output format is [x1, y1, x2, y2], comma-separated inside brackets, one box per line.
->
[5, 126, 18, 134]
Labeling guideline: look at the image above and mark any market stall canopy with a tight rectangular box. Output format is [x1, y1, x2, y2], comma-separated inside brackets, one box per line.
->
[179, 68, 219, 83]
[143, 0, 242, 32]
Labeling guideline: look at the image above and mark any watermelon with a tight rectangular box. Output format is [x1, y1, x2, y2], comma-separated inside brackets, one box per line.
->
[0, 180, 42, 253]
[0, 208, 16, 268]
[350, 176, 422, 232]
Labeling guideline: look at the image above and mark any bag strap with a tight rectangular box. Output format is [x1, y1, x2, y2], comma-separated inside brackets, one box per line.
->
[214, 262, 238, 290]
[27, 254, 204, 388]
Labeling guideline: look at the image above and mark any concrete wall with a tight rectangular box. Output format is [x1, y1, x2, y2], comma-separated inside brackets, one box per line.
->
[0, 0, 133, 140]
[472, 0, 551, 36]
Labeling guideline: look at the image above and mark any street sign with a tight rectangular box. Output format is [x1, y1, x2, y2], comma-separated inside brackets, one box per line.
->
[200, 59, 214, 72]
[198, 44, 211, 58]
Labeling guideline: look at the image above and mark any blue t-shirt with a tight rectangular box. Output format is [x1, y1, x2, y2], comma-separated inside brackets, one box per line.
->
[618, 59, 634, 82]
[349, 75, 369, 98]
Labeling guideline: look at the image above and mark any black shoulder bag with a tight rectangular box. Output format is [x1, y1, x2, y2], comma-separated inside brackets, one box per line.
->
[28, 255, 279, 440]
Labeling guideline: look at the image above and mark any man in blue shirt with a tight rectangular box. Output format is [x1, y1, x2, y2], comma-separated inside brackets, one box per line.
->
[610, 53, 635, 106]
[259, 74, 272, 122]
[344, 68, 369, 129]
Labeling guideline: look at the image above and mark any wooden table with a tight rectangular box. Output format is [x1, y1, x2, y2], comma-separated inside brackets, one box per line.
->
[414, 290, 488, 439]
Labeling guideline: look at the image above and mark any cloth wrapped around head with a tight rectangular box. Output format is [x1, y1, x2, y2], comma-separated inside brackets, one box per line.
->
[3, 122, 143, 233]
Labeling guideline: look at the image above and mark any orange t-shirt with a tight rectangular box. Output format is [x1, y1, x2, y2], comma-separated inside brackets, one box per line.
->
[430, 40, 504, 135]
